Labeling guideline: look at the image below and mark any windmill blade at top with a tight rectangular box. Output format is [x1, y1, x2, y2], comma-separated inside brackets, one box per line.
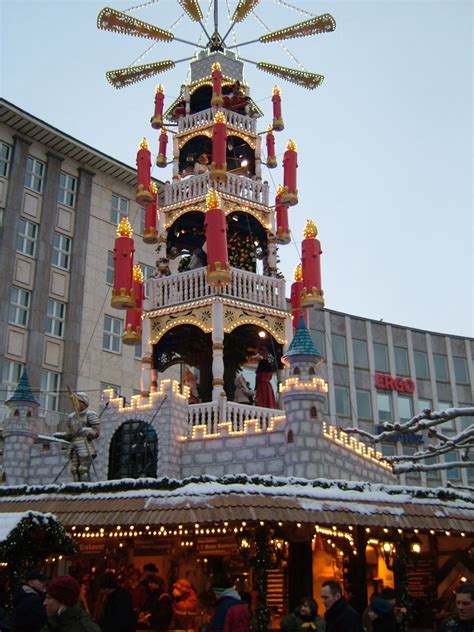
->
[256, 62, 324, 90]
[106, 60, 176, 89]
[178, 0, 203, 21]
[232, 0, 261, 23]
[260, 14, 336, 43]
[98, 7, 174, 42]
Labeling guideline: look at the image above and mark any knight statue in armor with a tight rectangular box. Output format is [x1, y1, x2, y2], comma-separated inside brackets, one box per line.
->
[54, 391, 100, 482]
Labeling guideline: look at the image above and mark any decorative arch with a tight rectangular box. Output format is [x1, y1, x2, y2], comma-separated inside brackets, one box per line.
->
[150, 308, 213, 345]
[108, 420, 157, 479]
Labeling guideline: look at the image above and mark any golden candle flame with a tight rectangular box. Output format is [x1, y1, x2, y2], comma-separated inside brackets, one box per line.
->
[206, 188, 221, 210]
[212, 62, 221, 72]
[294, 263, 303, 281]
[273, 85, 281, 95]
[139, 138, 149, 150]
[133, 264, 144, 282]
[304, 219, 318, 239]
[267, 125, 274, 134]
[150, 182, 158, 194]
[117, 217, 133, 237]
[214, 111, 226, 124]
[286, 139, 297, 151]
[156, 84, 164, 93]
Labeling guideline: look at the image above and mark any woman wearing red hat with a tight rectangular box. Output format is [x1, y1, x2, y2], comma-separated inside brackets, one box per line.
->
[42, 576, 101, 632]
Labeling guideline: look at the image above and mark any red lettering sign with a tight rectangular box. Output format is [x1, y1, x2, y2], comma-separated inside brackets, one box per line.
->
[375, 373, 416, 393]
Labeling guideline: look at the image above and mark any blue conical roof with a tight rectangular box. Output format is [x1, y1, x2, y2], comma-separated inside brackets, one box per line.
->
[6, 369, 39, 405]
[284, 316, 324, 359]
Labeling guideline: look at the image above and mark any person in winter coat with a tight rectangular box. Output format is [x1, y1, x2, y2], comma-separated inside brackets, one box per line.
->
[440, 583, 474, 632]
[41, 575, 101, 632]
[13, 569, 48, 632]
[210, 576, 250, 632]
[97, 572, 136, 632]
[367, 598, 397, 632]
[320, 581, 363, 632]
[140, 575, 173, 630]
[280, 597, 325, 632]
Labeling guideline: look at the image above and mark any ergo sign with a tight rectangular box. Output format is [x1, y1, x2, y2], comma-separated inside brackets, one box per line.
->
[375, 373, 415, 394]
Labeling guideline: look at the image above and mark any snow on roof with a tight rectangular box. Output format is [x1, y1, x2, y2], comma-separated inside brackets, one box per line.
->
[0, 511, 56, 542]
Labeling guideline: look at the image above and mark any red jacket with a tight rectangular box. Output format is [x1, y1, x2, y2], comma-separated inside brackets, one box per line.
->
[224, 603, 251, 632]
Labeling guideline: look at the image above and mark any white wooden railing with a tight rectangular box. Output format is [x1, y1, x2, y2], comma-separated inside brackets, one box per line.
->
[148, 267, 286, 310]
[164, 172, 269, 206]
[178, 108, 257, 134]
[187, 400, 285, 436]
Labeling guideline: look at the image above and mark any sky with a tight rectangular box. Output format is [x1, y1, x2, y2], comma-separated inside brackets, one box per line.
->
[1, 0, 472, 337]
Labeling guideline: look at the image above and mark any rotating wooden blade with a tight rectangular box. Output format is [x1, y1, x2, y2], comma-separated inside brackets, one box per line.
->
[257, 62, 324, 90]
[178, 0, 203, 21]
[232, 0, 260, 23]
[260, 14, 336, 43]
[107, 60, 176, 89]
[98, 7, 174, 41]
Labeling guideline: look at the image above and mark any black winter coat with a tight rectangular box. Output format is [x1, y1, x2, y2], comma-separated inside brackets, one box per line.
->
[98, 587, 136, 632]
[324, 597, 363, 632]
[372, 614, 398, 632]
[439, 615, 474, 632]
[13, 585, 47, 632]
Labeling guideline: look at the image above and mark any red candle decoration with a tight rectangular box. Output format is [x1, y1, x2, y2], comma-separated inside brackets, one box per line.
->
[156, 128, 168, 167]
[211, 62, 223, 107]
[143, 182, 158, 244]
[136, 138, 154, 204]
[275, 186, 290, 244]
[272, 85, 284, 131]
[150, 84, 165, 129]
[301, 219, 324, 307]
[111, 217, 135, 309]
[290, 263, 306, 329]
[280, 139, 298, 206]
[204, 189, 231, 286]
[123, 264, 144, 345]
[266, 126, 277, 169]
[210, 111, 227, 183]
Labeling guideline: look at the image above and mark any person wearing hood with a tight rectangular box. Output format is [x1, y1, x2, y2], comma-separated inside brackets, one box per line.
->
[281, 597, 325, 632]
[13, 569, 48, 632]
[41, 575, 101, 632]
[320, 581, 363, 632]
[210, 576, 250, 632]
[367, 598, 397, 632]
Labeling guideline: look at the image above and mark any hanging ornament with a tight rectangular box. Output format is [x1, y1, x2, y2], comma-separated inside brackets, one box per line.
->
[204, 189, 231, 285]
[211, 62, 224, 107]
[123, 264, 144, 345]
[156, 128, 168, 167]
[266, 127, 277, 169]
[151, 84, 165, 129]
[143, 182, 158, 243]
[290, 263, 306, 328]
[210, 112, 227, 182]
[275, 185, 290, 244]
[111, 217, 135, 309]
[280, 139, 298, 206]
[301, 219, 324, 306]
[136, 138, 154, 203]
[272, 86, 284, 131]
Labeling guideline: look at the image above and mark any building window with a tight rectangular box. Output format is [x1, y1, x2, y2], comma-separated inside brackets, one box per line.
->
[445, 451, 461, 481]
[40, 370, 60, 412]
[1, 360, 24, 400]
[433, 354, 449, 382]
[24, 156, 45, 193]
[356, 389, 372, 419]
[377, 392, 392, 422]
[101, 382, 121, 399]
[103, 315, 123, 354]
[459, 405, 474, 432]
[134, 342, 142, 361]
[373, 343, 389, 372]
[381, 443, 395, 458]
[353, 339, 368, 368]
[108, 420, 157, 479]
[141, 263, 154, 299]
[438, 400, 455, 433]
[332, 335, 347, 365]
[311, 331, 325, 356]
[418, 398, 432, 413]
[398, 395, 413, 422]
[334, 386, 350, 417]
[394, 346, 409, 376]
[424, 454, 441, 482]
[16, 218, 38, 257]
[58, 172, 77, 207]
[414, 350, 429, 379]
[453, 357, 469, 385]
[8, 287, 31, 327]
[46, 299, 66, 338]
[52, 233, 72, 270]
[0, 143, 12, 177]
[106, 251, 114, 286]
[111, 194, 129, 225]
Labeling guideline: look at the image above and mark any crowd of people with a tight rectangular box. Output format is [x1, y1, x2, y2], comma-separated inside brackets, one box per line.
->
[2, 567, 473, 632]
